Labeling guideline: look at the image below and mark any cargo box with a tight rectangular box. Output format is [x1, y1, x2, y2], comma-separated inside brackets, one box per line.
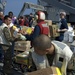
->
[15, 51, 30, 65]
[49, 25, 60, 37]
[14, 41, 31, 51]
[45, 20, 52, 26]
[21, 26, 33, 35]
[27, 67, 61, 75]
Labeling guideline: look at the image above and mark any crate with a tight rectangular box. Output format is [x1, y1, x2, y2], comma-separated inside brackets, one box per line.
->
[49, 25, 60, 37]
[21, 26, 33, 35]
[27, 66, 61, 75]
[14, 41, 31, 52]
[15, 51, 30, 65]
[45, 20, 52, 26]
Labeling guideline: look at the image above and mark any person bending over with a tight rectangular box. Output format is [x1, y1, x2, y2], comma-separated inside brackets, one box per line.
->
[31, 34, 74, 75]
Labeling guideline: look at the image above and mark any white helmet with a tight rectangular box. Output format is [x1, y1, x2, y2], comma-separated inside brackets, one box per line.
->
[36, 11, 45, 20]
[60, 11, 66, 16]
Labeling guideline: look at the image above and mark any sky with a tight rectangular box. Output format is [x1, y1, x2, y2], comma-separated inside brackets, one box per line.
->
[4, 0, 37, 17]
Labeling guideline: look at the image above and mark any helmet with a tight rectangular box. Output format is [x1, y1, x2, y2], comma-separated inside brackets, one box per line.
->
[60, 11, 66, 16]
[35, 11, 45, 20]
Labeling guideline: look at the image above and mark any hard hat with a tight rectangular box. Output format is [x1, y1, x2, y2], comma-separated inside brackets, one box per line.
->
[36, 11, 45, 20]
[60, 11, 66, 16]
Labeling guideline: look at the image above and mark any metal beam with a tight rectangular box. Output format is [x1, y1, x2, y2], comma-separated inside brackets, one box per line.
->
[18, 2, 45, 18]
[42, 0, 75, 14]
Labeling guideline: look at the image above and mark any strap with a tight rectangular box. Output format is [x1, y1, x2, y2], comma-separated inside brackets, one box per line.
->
[46, 53, 55, 66]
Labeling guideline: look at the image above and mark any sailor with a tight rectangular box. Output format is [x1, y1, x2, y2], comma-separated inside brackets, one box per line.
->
[55, 11, 68, 41]
[31, 34, 74, 75]
[25, 11, 49, 46]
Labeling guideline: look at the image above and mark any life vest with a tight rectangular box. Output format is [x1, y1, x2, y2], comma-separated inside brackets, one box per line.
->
[0, 23, 11, 45]
[52, 41, 73, 74]
[38, 21, 49, 35]
[31, 41, 73, 75]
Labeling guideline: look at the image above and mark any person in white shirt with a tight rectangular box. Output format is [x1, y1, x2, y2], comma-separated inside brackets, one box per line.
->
[32, 34, 74, 75]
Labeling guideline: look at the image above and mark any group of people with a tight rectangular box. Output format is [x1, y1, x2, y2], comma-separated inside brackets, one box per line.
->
[21, 10, 74, 75]
[16, 13, 36, 28]
[25, 11, 74, 75]
[0, 10, 75, 75]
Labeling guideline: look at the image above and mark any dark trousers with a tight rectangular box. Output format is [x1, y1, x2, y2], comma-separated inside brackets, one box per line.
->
[3, 45, 13, 75]
[11, 41, 15, 57]
[55, 34, 64, 42]
[0, 45, 4, 60]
